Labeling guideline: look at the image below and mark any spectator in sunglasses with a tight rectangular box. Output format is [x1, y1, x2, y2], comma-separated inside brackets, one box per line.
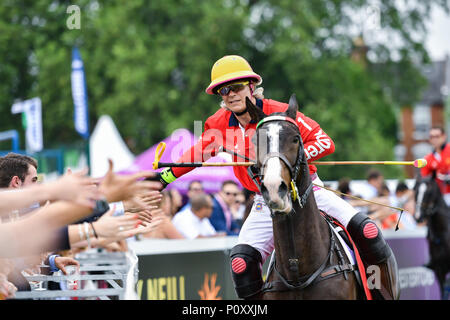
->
[231, 190, 246, 228]
[177, 180, 204, 215]
[208, 180, 242, 236]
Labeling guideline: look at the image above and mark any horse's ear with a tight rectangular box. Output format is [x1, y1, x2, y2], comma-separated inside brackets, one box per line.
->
[287, 94, 298, 120]
[414, 172, 421, 182]
[431, 170, 437, 179]
[246, 97, 266, 123]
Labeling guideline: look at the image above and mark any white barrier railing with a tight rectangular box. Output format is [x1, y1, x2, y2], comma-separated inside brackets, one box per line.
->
[12, 250, 135, 300]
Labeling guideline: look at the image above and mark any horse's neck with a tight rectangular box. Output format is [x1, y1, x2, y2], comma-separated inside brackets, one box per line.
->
[272, 171, 330, 279]
[429, 195, 450, 233]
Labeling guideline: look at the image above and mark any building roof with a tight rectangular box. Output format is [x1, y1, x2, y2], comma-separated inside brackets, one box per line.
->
[418, 56, 450, 106]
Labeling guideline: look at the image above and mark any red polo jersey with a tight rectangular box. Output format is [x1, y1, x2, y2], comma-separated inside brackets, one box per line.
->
[171, 98, 335, 192]
[420, 142, 450, 195]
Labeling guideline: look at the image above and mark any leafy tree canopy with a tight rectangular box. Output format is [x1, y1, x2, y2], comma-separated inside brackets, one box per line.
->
[1, 0, 448, 179]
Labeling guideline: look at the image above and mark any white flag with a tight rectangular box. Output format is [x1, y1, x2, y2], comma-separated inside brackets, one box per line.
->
[11, 97, 43, 153]
[71, 47, 89, 139]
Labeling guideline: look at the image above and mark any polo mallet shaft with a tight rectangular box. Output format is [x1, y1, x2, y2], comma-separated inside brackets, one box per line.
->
[155, 159, 427, 168]
[218, 147, 428, 168]
[153, 141, 427, 169]
[219, 146, 254, 161]
[310, 159, 427, 168]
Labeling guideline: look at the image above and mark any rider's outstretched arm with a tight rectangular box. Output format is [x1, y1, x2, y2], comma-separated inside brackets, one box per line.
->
[154, 119, 220, 187]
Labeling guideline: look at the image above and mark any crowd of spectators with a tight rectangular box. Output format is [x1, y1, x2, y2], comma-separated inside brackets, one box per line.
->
[0, 151, 252, 299]
[336, 168, 423, 231]
[0, 152, 163, 299]
[138, 180, 248, 240]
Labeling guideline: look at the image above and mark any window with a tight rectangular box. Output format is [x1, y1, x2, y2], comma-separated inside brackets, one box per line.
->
[413, 104, 431, 140]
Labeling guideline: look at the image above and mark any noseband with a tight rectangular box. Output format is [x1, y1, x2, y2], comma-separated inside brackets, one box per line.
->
[248, 115, 312, 208]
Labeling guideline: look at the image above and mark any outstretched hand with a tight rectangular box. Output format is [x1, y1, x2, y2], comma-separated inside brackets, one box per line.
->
[46, 168, 102, 208]
[127, 209, 153, 225]
[90, 216, 164, 250]
[124, 190, 162, 215]
[92, 204, 143, 238]
[131, 215, 164, 235]
[99, 159, 163, 203]
[55, 256, 80, 275]
[0, 274, 17, 299]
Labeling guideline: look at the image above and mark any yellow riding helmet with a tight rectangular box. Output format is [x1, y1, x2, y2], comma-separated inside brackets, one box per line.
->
[205, 55, 262, 95]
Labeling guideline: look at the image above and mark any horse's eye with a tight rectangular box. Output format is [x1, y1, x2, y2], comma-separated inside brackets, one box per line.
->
[293, 136, 299, 143]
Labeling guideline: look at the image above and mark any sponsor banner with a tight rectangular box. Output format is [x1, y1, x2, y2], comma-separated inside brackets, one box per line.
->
[385, 230, 441, 299]
[71, 47, 89, 139]
[136, 250, 236, 300]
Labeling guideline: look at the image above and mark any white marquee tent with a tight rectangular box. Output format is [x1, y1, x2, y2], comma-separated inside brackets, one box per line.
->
[89, 115, 135, 178]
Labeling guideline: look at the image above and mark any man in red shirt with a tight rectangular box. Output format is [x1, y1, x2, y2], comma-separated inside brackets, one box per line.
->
[152, 55, 398, 299]
[421, 126, 450, 206]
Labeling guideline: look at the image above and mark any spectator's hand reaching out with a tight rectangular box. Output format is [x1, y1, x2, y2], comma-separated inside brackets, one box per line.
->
[0, 274, 17, 299]
[92, 204, 143, 238]
[99, 159, 163, 203]
[128, 209, 152, 225]
[46, 168, 102, 208]
[139, 191, 163, 207]
[132, 215, 165, 235]
[124, 190, 162, 213]
[55, 256, 80, 275]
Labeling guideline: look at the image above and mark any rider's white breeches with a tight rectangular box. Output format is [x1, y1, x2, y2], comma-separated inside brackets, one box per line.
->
[237, 174, 358, 263]
[444, 194, 450, 207]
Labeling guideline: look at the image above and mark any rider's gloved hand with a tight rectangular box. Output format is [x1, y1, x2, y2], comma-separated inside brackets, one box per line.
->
[145, 168, 177, 189]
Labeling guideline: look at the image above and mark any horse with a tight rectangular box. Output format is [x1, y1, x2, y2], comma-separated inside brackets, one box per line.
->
[414, 173, 450, 299]
[244, 94, 364, 299]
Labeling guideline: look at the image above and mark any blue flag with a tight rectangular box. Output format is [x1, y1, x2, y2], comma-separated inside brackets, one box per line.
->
[71, 47, 90, 139]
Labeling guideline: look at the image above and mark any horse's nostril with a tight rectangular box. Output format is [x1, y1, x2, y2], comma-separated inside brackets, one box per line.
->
[278, 181, 288, 199]
[268, 201, 279, 209]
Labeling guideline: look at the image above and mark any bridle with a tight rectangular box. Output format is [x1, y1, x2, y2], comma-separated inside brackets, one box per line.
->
[248, 115, 313, 210]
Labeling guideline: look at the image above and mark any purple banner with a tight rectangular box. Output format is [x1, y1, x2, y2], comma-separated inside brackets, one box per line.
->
[385, 229, 442, 300]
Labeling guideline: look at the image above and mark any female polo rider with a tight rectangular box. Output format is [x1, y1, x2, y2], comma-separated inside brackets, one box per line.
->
[153, 55, 398, 299]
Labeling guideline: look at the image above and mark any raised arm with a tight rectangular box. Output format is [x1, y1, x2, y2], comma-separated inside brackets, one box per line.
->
[0, 169, 101, 217]
[0, 161, 162, 258]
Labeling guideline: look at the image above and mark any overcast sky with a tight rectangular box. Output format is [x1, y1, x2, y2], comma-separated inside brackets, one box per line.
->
[425, 5, 450, 61]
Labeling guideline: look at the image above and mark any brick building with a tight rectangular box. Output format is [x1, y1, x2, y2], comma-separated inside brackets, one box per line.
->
[395, 56, 450, 177]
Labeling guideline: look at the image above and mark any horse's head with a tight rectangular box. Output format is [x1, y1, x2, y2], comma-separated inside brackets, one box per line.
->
[247, 94, 307, 214]
[414, 172, 441, 222]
